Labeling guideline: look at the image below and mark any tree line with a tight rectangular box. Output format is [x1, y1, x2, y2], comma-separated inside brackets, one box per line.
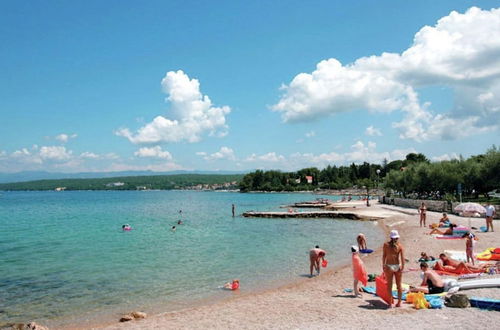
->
[239, 147, 500, 201]
[0, 174, 244, 191]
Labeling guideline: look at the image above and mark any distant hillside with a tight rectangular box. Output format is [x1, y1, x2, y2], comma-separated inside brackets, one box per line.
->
[0, 170, 246, 184]
[0, 173, 245, 191]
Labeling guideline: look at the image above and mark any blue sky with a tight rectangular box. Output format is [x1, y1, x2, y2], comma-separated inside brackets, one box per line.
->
[1, 1, 499, 173]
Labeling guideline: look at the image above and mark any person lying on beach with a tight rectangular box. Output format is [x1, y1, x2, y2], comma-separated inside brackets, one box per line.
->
[418, 252, 435, 262]
[309, 245, 326, 277]
[434, 253, 487, 273]
[429, 223, 456, 235]
[357, 233, 367, 250]
[410, 262, 445, 294]
[438, 213, 450, 227]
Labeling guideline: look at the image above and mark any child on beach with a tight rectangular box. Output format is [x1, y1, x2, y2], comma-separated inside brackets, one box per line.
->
[351, 246, 367, 297]
[463, 232, 476, 265]
[357, 233, 367, 250]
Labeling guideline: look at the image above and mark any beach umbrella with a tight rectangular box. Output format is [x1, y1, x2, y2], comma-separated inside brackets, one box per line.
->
[454, 202, 486, 215]
[454, 202, 486, 228]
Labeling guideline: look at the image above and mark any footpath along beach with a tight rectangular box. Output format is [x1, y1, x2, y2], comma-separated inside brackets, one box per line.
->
[96, 200, 499, 330]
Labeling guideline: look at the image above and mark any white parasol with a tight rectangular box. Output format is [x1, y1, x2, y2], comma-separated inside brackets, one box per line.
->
[454, 202, 486, 228]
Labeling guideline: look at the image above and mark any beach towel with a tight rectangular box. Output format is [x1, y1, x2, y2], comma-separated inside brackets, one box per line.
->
[352, 253, 368, 286]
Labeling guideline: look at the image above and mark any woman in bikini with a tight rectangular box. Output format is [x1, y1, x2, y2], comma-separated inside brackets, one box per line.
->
[382, 230, 405, 307]
[419, 202, 427, 227]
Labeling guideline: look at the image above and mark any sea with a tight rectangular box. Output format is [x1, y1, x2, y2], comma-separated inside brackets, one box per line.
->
[0, 190, 384, 328]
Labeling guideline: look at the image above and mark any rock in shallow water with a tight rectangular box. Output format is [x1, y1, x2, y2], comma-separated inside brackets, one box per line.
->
[119, 315, 134, 322]
[131, 311, 147, 319]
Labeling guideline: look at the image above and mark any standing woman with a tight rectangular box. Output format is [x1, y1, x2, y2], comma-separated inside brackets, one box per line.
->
[419, 202, 427, 227]
[382, 230, 405, 307]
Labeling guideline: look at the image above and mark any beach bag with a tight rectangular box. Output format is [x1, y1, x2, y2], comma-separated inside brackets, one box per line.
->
[375, 274, 392, 305]
[445, 294, 470, 308]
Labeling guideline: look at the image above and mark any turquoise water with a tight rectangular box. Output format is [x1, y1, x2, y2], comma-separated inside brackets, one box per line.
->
[0, 191, 383, 327]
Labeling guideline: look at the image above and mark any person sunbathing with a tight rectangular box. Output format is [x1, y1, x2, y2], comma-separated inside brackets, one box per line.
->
[438, 213, 451, 227]
[429, 223, 456, 235]
[410, 262, 445, 294]
[434, 253, 486, 273]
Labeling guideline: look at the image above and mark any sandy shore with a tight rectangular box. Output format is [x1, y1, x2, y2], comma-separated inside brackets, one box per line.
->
[91, 201, 499, 330]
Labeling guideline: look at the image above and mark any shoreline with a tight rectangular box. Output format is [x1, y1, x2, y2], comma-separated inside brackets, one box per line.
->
[92, 200, 499, 330]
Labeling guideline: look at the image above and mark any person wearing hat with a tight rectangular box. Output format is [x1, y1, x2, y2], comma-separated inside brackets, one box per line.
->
[351, 246, 367, 297]
[382, 230, 405, 307]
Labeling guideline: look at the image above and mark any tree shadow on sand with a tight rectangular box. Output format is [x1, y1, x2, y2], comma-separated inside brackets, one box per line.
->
[358, 299, 391, 310]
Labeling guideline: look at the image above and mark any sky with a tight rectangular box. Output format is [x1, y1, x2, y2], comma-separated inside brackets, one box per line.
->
[1, 0, 499, 174]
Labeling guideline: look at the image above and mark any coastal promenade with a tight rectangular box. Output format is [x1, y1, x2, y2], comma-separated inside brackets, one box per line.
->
[98, 200, 499, 330]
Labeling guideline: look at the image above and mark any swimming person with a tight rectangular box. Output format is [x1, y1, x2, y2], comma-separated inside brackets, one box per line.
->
[309, 245, 326, 277]
[382, 230, 405, 307]
[410, 262, 444, 294]
[177, 219, 183, 225]
[223, 279, 240, 290]
[351, 246, 367, 297]
[171, 226, 176, 232]
[418, 202, 427, 227]
[122, 224, 131, 231]
[357, 233, 367, 250]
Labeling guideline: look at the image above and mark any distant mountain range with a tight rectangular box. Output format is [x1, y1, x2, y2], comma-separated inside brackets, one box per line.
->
[0, 170, 247, 184]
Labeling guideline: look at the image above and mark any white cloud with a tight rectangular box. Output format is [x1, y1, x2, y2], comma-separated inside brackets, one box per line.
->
[117, 70, 231, 144]
[365, 125, 382, 136]
[242, 142, 415, 171]
[55, 133, 77, 143]
[80, 152, 100, 159]
[198, 146, 235, 161]
[432, 153, 460, 162]
[244, 152, 286, 163]
[305, 131, 316, 138]
[272, 7, 500, 141]
[105, 162, 185, 172]
[134, 146, 173, 160]
[39, 146, 72, 161]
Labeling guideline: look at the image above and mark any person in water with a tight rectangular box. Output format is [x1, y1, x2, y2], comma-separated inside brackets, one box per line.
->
[382, 230, 405, 307]
[122, 224, 131, 230]
[223, 279, 240, 290]
[418, 202, 427, 227]
[177, 220, 183, 225]
[410, 262, 445, 294]
[232, 204, 235, 217]
[309, 245, 326, 277]
[351, 246, 367, 297]
[357, 233, 367, 251]
[429, 223, 456, 235]
[171, 226, 176, 232]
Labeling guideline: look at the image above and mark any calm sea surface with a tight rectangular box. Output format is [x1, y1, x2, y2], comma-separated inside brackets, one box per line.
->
[0, 191, 384, 327]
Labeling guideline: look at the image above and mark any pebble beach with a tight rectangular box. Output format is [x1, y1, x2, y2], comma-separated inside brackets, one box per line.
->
[91, 200, 500, 330]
